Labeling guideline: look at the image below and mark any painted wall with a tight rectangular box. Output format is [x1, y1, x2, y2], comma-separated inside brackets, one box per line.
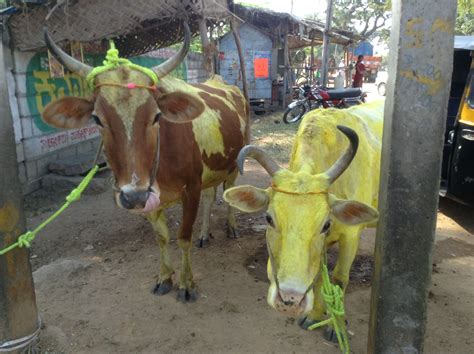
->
[219, 23, 273, 100]
[9, 48, 206, 194]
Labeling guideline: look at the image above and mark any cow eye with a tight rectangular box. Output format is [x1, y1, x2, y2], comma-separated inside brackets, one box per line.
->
[153, 113, 161, 125]
[321, 220, 331, 234]
[265, 213, 275, 228]
[91, 114, 103, 127]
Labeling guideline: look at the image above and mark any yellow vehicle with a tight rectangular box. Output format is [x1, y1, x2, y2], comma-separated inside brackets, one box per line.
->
[441, 36, 474, 205]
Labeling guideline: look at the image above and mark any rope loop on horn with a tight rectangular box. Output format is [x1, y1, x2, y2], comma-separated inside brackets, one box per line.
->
[86, 40, 158, 89]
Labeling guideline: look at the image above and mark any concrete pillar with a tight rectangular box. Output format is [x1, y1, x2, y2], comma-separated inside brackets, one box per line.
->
[368, 0, 457, 352]
[0, 29, 39, 352]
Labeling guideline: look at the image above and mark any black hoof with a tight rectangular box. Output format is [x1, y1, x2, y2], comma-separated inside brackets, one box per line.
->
[177, 288, 198, 303]
[227, 225, 239, 239]
[197, 237, 210, 248]
[152, 279, 173, 296]
[323, 327, 338, 343]
[297, 316, 319, 330]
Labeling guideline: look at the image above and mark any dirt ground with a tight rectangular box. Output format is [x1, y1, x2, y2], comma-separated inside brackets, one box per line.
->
[23, 108, 474, 354]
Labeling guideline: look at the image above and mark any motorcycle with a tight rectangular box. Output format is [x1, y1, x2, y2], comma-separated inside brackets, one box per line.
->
[283, 84, 367, 124]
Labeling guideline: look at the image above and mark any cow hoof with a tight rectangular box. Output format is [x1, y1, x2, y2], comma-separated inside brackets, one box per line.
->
[297, 316, 319, 330]
[152, 279, 173, 296]
[197, 237, 210, 248]
[323, 327, 339, 343]
[227, 225, 239, 239]
[177, 288, 198, 303]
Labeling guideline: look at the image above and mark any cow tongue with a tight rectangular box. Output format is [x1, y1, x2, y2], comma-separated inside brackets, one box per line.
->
[141, 191, 160, 213]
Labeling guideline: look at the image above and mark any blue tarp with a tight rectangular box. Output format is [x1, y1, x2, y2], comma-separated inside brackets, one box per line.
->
[354, 41, 374, 56]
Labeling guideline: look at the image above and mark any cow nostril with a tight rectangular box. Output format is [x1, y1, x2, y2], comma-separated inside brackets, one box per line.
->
[119, 191, 133, 209]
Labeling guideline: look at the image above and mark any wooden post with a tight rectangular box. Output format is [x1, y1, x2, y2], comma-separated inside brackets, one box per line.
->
[320, 0, 333, 86]
[199, 17, 214, 76]
[310, 38, 315, 86]
[230, 18, 248, 102]
[368, 0, 457, 352]
[0, 27, 39, 353]
[282, 25, 289, 108]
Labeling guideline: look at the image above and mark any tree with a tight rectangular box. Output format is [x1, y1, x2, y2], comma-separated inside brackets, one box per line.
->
[331, 0, 391, 42]
[456, 0, 474, 35]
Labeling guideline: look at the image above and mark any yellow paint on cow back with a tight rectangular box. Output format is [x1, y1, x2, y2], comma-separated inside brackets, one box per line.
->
[0, 202, 20, 232]
[290, 101, 383, 207]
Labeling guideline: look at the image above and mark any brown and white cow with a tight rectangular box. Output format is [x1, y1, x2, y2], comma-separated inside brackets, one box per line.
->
[41, 23, 249, 302]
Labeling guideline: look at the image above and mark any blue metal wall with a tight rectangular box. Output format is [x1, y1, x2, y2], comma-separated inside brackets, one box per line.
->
[219, 24, 272, 100]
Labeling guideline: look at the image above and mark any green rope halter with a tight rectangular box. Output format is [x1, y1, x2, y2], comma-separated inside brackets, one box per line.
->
[0, 166, 99, 256]
[308, 256, 350, 354]
[86, 40, 158, 88]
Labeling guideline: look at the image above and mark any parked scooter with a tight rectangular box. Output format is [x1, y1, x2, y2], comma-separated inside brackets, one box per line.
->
[283, 84, 366, 124]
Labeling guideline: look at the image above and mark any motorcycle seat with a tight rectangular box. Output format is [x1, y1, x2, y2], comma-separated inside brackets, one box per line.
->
[326, 88, 363, 99]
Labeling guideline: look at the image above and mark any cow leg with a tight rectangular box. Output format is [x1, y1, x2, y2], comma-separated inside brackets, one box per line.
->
[146, 210, 174, 296]
[197, 186, 216, 248]
[223, 169, 239, 238]
[331, 224, 362, 290]
[177, 185, 201, 303]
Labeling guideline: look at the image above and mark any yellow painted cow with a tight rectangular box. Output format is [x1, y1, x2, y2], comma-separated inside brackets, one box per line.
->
[224, 101, 382, 333]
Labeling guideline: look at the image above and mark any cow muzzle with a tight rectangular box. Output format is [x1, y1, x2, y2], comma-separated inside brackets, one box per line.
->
[268, 283, 314, 317]
[116, 185, 160, 213]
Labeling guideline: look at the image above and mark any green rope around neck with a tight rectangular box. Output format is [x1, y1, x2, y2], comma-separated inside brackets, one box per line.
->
[86, 40, 158, 88]
[308, 255, 350, 354]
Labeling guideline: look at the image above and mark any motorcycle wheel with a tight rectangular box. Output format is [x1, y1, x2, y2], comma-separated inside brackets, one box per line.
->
[283, 102, 307, 124]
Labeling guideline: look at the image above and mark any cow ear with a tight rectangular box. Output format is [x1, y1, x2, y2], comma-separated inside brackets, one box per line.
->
[156, 91, 204, 124]
[223, 185, 269, 213]
[42, 97, 94, 129]
[329, 195, 379, 225]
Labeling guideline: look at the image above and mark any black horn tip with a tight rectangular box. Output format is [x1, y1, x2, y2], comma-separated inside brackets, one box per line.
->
[336, 125, 359, 150]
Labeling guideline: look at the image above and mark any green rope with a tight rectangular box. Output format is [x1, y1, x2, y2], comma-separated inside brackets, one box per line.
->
[0, 166, 100, 256]
[308, 261, 350, 354]
[86, 40, 158, 88]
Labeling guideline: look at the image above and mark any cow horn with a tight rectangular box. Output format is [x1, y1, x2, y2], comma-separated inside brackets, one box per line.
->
[43, 27, 93, 77]
[152, 22, 191, 79]
[237, 145, 281, 176]
[325, 125, 359, 184]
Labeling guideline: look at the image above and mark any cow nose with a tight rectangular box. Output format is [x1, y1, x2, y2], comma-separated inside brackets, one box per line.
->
[279, 290, 305, 306]
[274, 289, 307, 316]
[119, 190, 149, 209]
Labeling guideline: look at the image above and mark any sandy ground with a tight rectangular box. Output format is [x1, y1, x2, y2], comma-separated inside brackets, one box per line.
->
[23, 154, 473, 353]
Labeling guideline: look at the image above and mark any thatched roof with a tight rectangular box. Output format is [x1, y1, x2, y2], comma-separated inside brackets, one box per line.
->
[7, 0, 231, 56]
[234, 4, 359, 48]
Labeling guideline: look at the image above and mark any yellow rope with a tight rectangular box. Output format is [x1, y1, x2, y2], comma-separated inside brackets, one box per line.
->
[86, 40, 158, 88]
[0, 166, 99, 256]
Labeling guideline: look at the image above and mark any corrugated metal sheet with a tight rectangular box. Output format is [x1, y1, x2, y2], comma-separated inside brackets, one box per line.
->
[219, 24, 273, 100]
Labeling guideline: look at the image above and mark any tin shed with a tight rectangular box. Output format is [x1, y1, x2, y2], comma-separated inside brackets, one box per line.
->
[219, 23, 273, 104]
